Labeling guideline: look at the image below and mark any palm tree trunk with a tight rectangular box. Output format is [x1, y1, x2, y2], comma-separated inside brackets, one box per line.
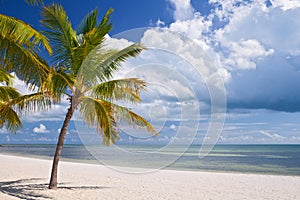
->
[48, 103, 75, 189]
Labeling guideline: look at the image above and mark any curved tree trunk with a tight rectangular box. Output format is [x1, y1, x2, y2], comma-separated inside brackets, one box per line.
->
[48, 102, 75, 189]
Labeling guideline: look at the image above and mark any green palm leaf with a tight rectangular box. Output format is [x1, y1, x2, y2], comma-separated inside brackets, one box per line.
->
[24, 0, 44, 6]
[0, 68, 13, 85]
[0, 86, 20, 102]
[11, 92, 51, 114]
[80, 43, 145, 87]
[112, 103, 158, 136]
[0, 36, 49, 88]
[0, 102, 22, 133]
[90, 8, 113, 44]
[79, 96, 118, 146]
[92, 78, 146, 103]
[40, 67, 75, 102]
[0, 14, 51, 52]
[41, 4, 78, 68]
[77, 8, 99, 35]
[0, 14, 51, 87]
[73, 8, 113, 75]
[0, 91, 50, 132]
[79, 96, 158, 145]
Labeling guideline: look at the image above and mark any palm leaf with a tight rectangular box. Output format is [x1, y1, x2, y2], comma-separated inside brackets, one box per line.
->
[41, 4, 78, 69]
[40, 67, 75, 102]
[0, 14, 51, 53]
[79, 96, 158, 145]
[80, 43, 145, 87]
[12, 93, 51, 114]
[73, 8, 113, 75]
[111, 103, 158, 136]
[77, 8, 98, 35]
[0, 102, 22, 133]
[0, 86, 20, 102]
[0, 91, 51, 133]
[0, 14, 52, 87]
[88, 8, 113, 45]
[25, 0, 44, 6]
[79, 96, 118, 146]
[91, 78, 146, 103]
[0, 69, 12, 85]
[0, 36, 49, 88]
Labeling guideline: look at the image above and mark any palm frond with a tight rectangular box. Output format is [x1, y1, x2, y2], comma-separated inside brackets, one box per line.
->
[25, 0, 44, 6]
[79, 96, 118, 146]
[79, 96, 158, 146]
[0, 102, 22, 133]
[41, 4, 77, 68]
[111, 103, 158, 136]
[100, 44, 145, 81]
[79, 43, 145, 87]
[86, 8, 113, 46]
[0, 35, 49, 88]
[0, 69, 13, 85]
[0, 91, 51, 133]
[77, 8, 98, 35]
[96, 8, 113, 39]
[73, 8, 113, 75]
[11, 92, 51, 114]
[0, 14, 52, 53]
[91, 78, 146, 103]
[0, 86, 20, 102]
[40, 67, 75, 102]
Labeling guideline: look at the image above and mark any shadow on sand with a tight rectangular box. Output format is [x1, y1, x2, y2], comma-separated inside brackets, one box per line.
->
[0, 178, 110, 200]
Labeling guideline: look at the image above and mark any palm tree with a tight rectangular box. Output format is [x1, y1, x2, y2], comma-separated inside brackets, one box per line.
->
[40, 4, 157, 189]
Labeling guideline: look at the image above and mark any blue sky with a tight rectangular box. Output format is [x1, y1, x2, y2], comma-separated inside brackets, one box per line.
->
[1, 0, 300, 145]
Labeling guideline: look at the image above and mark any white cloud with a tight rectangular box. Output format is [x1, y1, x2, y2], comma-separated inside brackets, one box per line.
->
[156, 19, 165, 27]
[168, 0, 195, 21]
[10, 72, 35, 94]
[170, 124, 176, 130]
[224, 39, 274, 70]
[271, 0, 300, 11]
[169, 14, 212, 39]
[33, 124, 50, 133]
[259, 130, 286, 140]
[103, 34, 134, 50]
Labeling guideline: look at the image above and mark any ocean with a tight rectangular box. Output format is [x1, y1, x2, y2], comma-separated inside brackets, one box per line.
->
[1, 144, 300, 175]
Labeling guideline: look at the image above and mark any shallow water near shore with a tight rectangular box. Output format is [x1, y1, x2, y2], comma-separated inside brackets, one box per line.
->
[1, 144, 300, 175]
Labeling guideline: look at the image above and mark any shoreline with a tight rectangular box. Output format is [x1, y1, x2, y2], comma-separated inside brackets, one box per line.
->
[1, 151, 299, 177]
[0, 153, 300, 199]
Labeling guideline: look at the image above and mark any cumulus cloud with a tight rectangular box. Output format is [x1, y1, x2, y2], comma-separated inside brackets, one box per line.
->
[223, 39, 274, 70]
[168, 0, 195, 21]
[10, 72, 35, 94]
[158, 0, 300, 112]
[103, 34, 134, 50]
[170, 124, 176, 130]
[271, 0, 300, 11]
[33, 124, 50, 133]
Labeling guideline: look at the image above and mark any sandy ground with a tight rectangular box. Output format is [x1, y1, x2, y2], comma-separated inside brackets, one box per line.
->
[0, 154, 299, 200]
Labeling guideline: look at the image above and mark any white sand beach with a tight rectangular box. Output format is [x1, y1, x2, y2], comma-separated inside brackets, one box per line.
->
[0, 154, 299, 200]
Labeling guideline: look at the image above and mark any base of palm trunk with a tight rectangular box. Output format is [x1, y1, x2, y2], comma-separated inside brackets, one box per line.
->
[48, 185, 57, 189]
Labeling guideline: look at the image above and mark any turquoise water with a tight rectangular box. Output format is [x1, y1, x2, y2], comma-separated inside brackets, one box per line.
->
[1, 144, 300, 175]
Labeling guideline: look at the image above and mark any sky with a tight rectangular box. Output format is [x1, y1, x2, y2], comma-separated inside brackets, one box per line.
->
[1, 0, 300, 145]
